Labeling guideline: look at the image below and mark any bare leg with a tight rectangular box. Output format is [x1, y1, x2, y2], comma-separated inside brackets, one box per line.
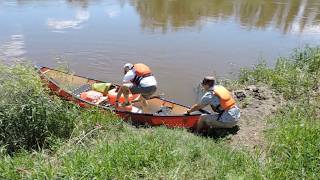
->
[131, 95, 148, 106]
[116, 86, 130, 104]
[121, 86, 130, 104]
[116, 86, 123, 103]
[140, 96, 148, 106]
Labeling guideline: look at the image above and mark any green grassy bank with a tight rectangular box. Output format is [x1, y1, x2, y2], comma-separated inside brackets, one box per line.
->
[0, 47, 319, 179]
[239, 47, 320, 179]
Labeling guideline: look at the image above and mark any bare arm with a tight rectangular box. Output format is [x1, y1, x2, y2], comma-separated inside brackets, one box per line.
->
[187, 103, 206, 114]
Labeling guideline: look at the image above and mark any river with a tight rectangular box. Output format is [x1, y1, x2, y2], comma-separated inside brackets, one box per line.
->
[1, 0, 320, 104]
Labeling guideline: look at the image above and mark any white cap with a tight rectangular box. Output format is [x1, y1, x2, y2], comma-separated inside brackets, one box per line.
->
[123, 63, 133, 69]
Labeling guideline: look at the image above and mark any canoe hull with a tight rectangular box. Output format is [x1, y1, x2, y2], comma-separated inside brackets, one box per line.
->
[38, 67, 201, 129]
[116, 111, 199, 128]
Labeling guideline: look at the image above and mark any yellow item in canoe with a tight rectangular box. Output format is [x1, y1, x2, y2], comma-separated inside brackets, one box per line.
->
[92, 83, 112, 93]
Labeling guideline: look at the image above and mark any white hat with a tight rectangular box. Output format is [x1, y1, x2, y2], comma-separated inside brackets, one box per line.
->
[123, 63, 133, 69]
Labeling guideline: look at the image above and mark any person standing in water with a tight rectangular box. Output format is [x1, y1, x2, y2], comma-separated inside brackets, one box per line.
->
[116, 63, 157, 106]
[186, 76, 240, 132]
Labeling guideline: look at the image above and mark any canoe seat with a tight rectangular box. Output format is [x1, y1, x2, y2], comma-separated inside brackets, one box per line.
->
[72, 84, 91, 96]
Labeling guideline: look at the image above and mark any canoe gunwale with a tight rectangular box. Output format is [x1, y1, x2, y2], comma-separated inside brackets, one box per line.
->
[36, 66, 210, 118]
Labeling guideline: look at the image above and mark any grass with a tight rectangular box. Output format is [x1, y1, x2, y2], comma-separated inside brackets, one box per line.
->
[0, 64, 76, 153]
[239, 47, 320, 100]
[0, 63, 120, 154]
[0, 47, 320, 179]
[0, 127, 263, 179]
[239, 46, 320, 179]
[265, 103, 320, 179]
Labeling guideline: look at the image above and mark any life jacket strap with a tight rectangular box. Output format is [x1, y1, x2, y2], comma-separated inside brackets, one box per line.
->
[142, 73, 152, 78]
[132, 73, 153, 85]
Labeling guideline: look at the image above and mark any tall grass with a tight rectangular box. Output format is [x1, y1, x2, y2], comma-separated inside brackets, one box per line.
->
[239, 47, 320, 100]
[0, 64, 119, 153]
[0, 64, 79, 153]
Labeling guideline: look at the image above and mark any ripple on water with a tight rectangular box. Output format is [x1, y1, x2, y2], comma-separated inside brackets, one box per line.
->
[0, 35, 26, 62]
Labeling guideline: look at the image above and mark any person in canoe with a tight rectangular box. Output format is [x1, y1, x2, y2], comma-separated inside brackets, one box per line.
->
[116, 63, 157, 106]
[186, 76, 240, 132]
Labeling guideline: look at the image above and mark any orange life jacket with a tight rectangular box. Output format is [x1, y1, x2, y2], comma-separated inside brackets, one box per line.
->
[213, 85, 236, 111]
[134, 63, 152, 76]
[107, 88, 140, 105]
[131, 63, 152, 85]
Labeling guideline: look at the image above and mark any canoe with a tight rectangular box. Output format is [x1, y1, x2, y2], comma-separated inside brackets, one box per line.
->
[37, 66, 209, 129]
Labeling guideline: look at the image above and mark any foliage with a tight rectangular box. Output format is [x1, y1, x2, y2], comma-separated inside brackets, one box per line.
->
[239, 47, 320, 100]
[0, 64, 79, 153]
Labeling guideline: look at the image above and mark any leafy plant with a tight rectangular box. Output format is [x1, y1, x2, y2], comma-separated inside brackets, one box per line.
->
[0, 64, 77, 153]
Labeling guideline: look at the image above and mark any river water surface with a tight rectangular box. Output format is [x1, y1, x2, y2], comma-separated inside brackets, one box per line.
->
[1, 0, 320, 104]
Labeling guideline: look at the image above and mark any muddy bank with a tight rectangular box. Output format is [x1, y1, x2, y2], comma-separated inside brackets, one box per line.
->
[229, 85, 284, 150]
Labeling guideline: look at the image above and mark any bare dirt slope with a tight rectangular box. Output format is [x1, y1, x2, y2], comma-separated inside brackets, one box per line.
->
[229, 85, 284, 150]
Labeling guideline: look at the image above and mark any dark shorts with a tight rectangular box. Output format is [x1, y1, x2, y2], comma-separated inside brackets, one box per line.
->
[129, 85, 157, 99]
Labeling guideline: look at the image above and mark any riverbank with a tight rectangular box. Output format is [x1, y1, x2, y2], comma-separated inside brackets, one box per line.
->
[0, 47, 319, 179]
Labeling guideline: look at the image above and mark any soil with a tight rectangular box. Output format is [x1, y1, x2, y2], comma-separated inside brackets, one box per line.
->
[228, 85, 284, 150]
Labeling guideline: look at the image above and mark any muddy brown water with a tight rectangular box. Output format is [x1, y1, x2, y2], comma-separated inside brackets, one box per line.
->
[1, 0, 320, 105]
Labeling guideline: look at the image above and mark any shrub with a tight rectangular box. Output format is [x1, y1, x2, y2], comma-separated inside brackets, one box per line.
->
[0, 64, 77, 153]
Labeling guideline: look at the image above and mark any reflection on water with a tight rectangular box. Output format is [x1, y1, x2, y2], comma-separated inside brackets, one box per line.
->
[0, 35, 26, 61]
[129, 0, 320, 34]
[6, 0, 320, 34]
[65, 0, 99, 8]
[8, 0, 320, 34]
[47, 10, 90, 31]
[105, 7, 120, 18]
[13, 0, 99, 8]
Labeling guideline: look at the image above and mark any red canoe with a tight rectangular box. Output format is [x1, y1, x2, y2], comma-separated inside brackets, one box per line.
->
[37, 66, 209, 129]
